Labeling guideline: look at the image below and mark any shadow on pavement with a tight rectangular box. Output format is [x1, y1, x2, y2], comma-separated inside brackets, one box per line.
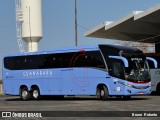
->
[4, 95, 152, 101]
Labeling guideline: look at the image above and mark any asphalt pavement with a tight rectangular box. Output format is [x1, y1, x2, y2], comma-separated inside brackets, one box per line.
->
[0, 95, 160, 120]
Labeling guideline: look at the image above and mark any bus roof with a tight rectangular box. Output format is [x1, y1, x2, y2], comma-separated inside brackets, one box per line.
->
[3, 44, 143, 57]
[4, 45, 99, 57]
[99, 44, 143, 53]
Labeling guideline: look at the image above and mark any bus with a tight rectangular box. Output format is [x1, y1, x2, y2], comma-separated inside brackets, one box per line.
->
[145, 53, 160, 95]
[2, 44, 151, 100]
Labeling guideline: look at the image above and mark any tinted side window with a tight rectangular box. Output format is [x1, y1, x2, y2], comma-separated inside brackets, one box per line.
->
[4, 57, 14, 70]
[73, 51, 105, 69]
[4, 51, 105, 70]
[43, 53, 74, 68]
[4, 53, 71, 70]
[110, 59, 125, 79]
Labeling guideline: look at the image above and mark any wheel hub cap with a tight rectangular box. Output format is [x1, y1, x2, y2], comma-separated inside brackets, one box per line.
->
[100, 90, 104, 97]
[33, 90, 39, 98]
[22, 91, 28, 99]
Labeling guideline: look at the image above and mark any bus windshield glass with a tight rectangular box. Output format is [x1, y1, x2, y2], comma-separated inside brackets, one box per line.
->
[122, 53, 150, 82]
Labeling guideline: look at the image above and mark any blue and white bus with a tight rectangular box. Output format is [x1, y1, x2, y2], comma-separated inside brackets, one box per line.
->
[2, 44, 151, 100]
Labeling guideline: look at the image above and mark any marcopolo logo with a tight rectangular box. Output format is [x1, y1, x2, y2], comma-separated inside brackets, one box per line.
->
[131, 58, 142, 61]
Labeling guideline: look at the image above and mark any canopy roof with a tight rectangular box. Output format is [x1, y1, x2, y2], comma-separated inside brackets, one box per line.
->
[85, 4, 160, 43]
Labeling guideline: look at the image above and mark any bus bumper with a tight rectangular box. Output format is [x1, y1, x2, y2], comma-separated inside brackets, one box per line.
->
[124, 87, 151, 96]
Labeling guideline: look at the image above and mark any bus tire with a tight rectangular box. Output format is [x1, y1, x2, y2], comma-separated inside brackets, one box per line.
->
[100, 86, 109, 100]
[96, 87, 101, 99]
[20, 87, 30, 101]
[32, 87, 41, 100]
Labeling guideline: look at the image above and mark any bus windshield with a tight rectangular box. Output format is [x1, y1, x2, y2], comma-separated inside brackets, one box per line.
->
[122, 54, 150, 82]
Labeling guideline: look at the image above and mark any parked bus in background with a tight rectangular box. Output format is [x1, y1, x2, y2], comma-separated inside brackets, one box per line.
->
[145, 53, 160, 95]
[2, 44, 151, 101]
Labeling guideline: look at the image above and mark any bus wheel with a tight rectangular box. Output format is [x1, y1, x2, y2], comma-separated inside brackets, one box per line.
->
[100, 86, 109, 100]
[32, 87, 41, 100]
[20, 87, 30, 101]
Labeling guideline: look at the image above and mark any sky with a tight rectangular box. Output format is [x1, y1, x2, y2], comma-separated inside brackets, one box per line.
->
[0, 0, 160, 79]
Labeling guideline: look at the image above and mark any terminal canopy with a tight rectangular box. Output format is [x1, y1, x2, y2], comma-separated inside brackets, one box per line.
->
[85, 4, 160, 44]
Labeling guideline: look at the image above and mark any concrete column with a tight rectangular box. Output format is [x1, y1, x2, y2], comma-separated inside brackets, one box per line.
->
[27, 42, 38, 52]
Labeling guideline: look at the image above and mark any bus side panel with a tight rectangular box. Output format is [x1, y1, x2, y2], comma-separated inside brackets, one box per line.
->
[46, 69, 61, 95]
[109, 77, 126, 96]
[12, 79, 32, 95]
[3, 67, 113, 96]
[87, 68, 111, 95]
[61, 69, 76, 95]
[21, 69, 62, 95]
[3, 79, 14, 95]
[47, 78, 62, 95]
[3, 68, 74, 96]
[73, 68, 94, 95]
[15, 71, 48, 95]
[61, 68, 110, 96]
[3, 69, 16, 95]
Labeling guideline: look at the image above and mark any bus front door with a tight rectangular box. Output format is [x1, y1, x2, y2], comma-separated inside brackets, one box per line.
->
[109, 59, 125, 95]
